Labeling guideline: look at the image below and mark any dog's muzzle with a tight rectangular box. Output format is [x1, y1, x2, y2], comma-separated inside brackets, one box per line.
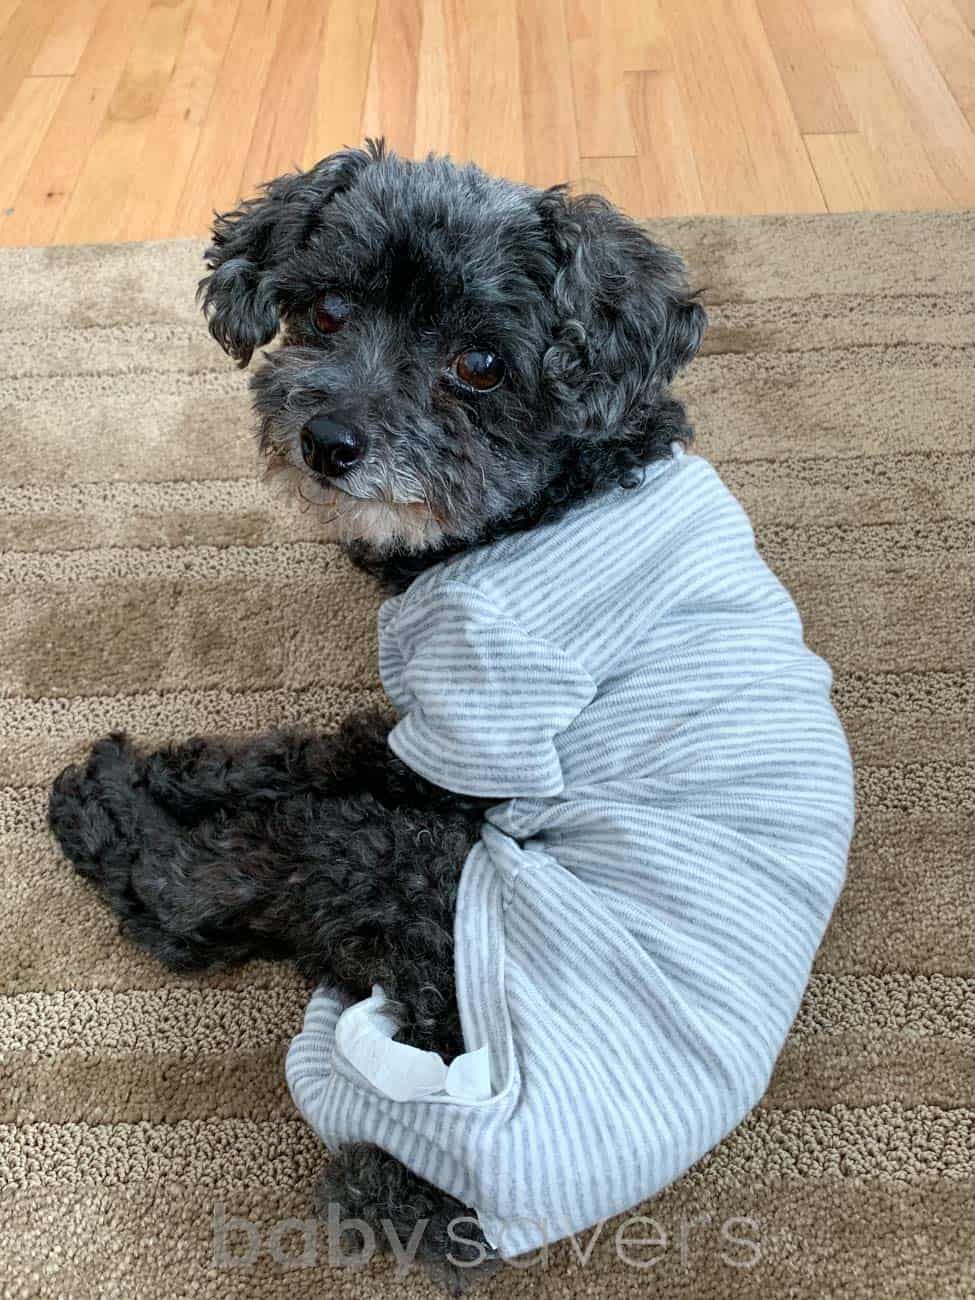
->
[300, 415, 367, 479]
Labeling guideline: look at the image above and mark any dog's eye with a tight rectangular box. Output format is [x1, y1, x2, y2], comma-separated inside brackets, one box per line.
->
[311, 293, 349, 335]
[451, 349, 506, 393]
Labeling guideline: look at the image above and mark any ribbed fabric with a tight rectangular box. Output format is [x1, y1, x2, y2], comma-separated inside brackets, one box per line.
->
[286, 449, 856, 1258]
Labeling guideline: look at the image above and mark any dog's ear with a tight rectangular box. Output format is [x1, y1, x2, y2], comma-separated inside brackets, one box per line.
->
[198, 143, 381, 366]
[535, 186, 706, 437]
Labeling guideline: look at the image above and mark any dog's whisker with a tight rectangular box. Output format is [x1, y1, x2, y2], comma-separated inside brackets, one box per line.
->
[295, 479, 318, 512]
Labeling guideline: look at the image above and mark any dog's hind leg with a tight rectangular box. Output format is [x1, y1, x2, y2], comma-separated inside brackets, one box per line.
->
[314, 1143, 500, 1292]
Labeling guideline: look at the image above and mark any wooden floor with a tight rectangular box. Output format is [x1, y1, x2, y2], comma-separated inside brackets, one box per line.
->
[2, 0, 974, 247]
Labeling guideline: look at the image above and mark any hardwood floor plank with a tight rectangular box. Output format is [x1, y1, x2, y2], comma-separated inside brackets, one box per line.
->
[811, 0, 956, 208]
[576, 155, 646, 214]
[565, 0, 637, 156]
[443, 0, 525, 179]
[0, 77, 70, 217]
[517, 0, 581, 188]
[55, 0, 195, 245]
[856, 0, 975, 202]
[563, 0, 672, 158]
[360, 0, 422, 156]
[414, 0, 451, 157]
[2, 0, 969, 244]
[902, 0, 975, 126]
[0, 0, 66, 126]
[0, 1, 25, 37]
[0, 0, 150, 247]
[241, 0, 327, 193]
[30, 0, 103, 77]
[170, 0, 289, 237]
[805, 130, 893, 210]
[625, 69, 704, 216]
[756, 0, 857, 133]
[116, 0, 241, 241]
[664, 0, 826, 214]
[728, 0, 829, 211]
[656, 6, 752, 214]
[303, 0, 376, 167]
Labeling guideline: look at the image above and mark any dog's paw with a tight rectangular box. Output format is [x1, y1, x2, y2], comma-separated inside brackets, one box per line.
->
[48, 733, 145, 885]
[142, 735, 238, 824]
[49, 735, 222, 969]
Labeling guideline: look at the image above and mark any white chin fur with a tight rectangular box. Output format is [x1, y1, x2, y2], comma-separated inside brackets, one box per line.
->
[264, 457, 446, 553]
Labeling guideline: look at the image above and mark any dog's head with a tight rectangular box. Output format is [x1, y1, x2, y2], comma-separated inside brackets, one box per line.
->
[200, 140, 705, 556]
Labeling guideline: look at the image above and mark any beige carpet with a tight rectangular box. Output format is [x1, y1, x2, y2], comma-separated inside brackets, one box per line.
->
[1, 210, 973, 1299]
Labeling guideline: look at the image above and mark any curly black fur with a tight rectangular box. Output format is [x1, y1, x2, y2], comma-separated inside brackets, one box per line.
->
[49, 144, 708, 1286]
[315, 1144, 502, 1293]
[50, 712, 486, 1055]
[49, 712, 500, 1286]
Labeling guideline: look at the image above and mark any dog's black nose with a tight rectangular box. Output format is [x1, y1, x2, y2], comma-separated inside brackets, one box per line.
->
[300, 416, 365, 478]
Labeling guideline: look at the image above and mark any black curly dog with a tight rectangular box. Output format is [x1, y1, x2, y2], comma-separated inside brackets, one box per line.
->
[49, 141, 705, 1287]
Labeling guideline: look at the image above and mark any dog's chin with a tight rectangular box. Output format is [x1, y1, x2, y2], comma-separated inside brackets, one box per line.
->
[263, 455, 446, 554]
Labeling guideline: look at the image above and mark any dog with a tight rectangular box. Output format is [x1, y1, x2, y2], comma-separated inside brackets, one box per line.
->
[48, 141, 853, 1286]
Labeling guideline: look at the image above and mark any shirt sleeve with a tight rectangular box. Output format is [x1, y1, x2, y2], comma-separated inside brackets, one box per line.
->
[379, 580, 597, 799]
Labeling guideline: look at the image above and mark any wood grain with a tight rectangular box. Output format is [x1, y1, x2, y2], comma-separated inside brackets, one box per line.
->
[443, 0, 525, 179]
[756, 0, 857, 133]
[517, 0, 580, 188]
[116, 0, 241, 241]
[303, 0, 376, 167]
[56, 0, 195, 244]
[625, 69, 704, 216]
[666, 0, 826, 214]
[241, 0, 327, 192]
[169, 0, 288, 237]
[0, 76, 70, 215]
[902, 0, 975, 127]
[857, 0, 975, 203]
[0, 0, 23, 37]
[576, 155, 647, 215]
[3, 0, 975, 244]
[360, 0, 422, 157]
[0, 0, 66, 125]
[414, 0, 451, 157]
[0, 0, 151, 247]
[565, 0, 667, 156]
[811, 0, 955, 209]
[30, 0, 102, 76]
[566, 0, 635, 156]
[805, 130, 892, 211]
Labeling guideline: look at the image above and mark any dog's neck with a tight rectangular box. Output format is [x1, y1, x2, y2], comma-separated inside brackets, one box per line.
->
[346, 403, 693, 594]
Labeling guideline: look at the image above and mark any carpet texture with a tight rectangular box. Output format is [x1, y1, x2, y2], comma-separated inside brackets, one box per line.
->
[1, 211, 973, 1299]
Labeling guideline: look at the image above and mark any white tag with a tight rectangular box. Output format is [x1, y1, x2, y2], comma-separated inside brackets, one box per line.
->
[445, 1042, 492, 1101]
[334, 985, 492, 1103]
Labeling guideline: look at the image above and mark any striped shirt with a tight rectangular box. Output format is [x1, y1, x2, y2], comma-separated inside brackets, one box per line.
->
[286, 447, 856, 1258]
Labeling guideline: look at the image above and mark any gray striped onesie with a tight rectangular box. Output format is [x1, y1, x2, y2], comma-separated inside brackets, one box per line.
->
[286, 447, 856, 1258]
